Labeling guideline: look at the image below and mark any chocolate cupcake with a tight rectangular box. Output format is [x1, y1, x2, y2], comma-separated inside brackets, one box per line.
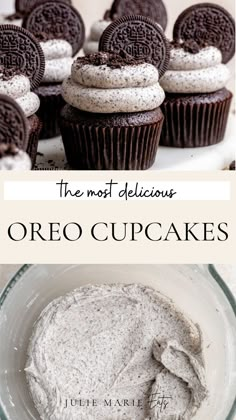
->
[0, 25, 45, 166]
[23, 1, 85, 139]
[61, 16, 170, 170]
[60, 52, 165, 170]
[0, 143, 31, 170]
[160, 4, 235, 148]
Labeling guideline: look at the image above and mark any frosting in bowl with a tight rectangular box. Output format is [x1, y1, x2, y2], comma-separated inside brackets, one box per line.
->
[84, 20, 111, 55]
[62, 53, 165, 113]
[25, 284, 207, 420]
[40, 40, 74, 84]
[0, 74, 40, 117]
[161, 46, 230, 94]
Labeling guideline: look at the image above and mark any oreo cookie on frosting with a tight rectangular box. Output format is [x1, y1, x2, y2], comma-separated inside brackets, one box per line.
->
[23, 1, 85, 56]
[173, 3, 235, 64]
[22, 1, 85, 139]
[108, 0, 168, 31]
[0, 94, 29, 149]
[99, 15, 170, 78]
[0, 25, 45, 90]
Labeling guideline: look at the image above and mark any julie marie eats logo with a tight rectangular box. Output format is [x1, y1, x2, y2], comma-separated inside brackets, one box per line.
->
[64, 393, 172, 413]
[148, 393, 173, 412]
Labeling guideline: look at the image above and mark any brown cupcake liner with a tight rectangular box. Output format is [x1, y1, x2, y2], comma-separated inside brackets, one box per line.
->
[27, 114, 42, 168]
[160, 89, 233, 148]
[35, 87, 65, 139]
[60, 112, 164, 170]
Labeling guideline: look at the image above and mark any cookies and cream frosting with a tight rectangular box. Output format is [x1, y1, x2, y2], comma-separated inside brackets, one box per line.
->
[0, 74, 40, 117]
[25, 284, 207, 420]
[40, 40, 74, 84]
[161, 45, 230, 94]
[84, 20, 111, 55]
[62, 52, 165, 113]
[0, 144, 31, 170]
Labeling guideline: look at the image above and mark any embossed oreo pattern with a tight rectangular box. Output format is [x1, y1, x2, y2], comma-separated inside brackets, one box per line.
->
[110, 0, 168, 30]
[15, 0, 71, 14]
[99, 16, 170, 78]
[0, 94, 28, 148]
[23, 1, 85, 56]
[173, 3, 235, 64]
[0, 25, 45, 89]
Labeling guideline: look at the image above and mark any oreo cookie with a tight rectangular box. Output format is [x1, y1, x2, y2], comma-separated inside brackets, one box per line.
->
[23, 1, 85, 56]
[108, 0, 168, 31]
[15, 0, 72, 15]
[0, 25, 45, 90]
[99, 15, 170, 78]
[0, 94, 29, 149]
[173, 3, 235, 64]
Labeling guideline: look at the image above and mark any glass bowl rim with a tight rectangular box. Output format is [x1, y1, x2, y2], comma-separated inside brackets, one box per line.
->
[0, 264, 235, 420]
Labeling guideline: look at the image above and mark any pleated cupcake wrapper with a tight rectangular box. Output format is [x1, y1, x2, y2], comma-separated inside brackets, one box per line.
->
[37, 91, 65, 140]
[160, 94, 232, 148]
[27, 117, 42, 168]
[60, 117, 164, 170]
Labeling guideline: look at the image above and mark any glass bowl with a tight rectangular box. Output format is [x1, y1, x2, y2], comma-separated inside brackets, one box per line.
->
[0, 264, 235, 420]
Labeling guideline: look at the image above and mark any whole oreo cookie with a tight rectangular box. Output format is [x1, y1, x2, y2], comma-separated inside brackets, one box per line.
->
[22, 1, 85, 56]
[173, 3, 235, 64]
[0, 25, 45, 90]
[0, 94, 29, 149]
[109, 0, 168, 31]
[15, 0, 72, 15]
[99, 15, 170, 78]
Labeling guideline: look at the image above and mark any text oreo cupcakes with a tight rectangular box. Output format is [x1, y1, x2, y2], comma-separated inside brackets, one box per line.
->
[23, 0, 85, 139]
[60, 16, 170, 170]
[0, 25, 45, 165]
[160, 3, 235, 148]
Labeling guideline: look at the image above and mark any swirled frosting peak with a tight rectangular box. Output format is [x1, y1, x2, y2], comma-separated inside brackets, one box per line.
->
[0, 73, 40, 117]
[62, 52, 165, 113]
[161, 43, 230, 94]
[40, 39, 73, 83]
